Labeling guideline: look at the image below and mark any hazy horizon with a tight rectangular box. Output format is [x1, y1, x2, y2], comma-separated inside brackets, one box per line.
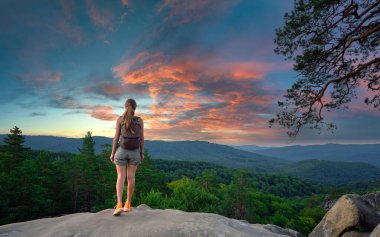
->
[1, 132, 379, 148]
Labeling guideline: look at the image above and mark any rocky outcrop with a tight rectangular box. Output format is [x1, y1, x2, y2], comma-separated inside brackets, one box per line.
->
[370, 224, 380, 237]
[322, 191, 380, 211]
[263, 224, 305, 237]
[341, 231, 371, 237]
[309, 194, 380, 237]
[362, 192, 380, 211]
[0, 204, 304, 237]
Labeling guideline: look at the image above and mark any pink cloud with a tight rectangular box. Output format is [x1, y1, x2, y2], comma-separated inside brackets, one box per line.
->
[111, 51, 284, 143]
[90, 105, 119, 121]
[325, 80, 380, 118]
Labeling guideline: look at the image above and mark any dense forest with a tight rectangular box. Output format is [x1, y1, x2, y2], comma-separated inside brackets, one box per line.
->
[0, 126, 379, 235]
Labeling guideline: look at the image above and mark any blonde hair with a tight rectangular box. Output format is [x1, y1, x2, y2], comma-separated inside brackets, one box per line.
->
[123, 98, 137, 134]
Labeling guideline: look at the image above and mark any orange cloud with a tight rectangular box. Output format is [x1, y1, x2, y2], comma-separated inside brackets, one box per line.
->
[111, 51, 283, 144]
[90, 105, 119, 121]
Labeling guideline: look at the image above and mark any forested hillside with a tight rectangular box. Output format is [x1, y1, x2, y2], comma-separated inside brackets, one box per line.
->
[1, 134, 379, 185]
[1, 127, 379, 235]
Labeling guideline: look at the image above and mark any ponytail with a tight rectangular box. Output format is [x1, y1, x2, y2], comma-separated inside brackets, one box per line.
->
[123, 99, 137, 134]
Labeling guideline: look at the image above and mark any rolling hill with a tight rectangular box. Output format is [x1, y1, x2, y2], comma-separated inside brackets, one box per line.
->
[241, 143, 380, 168]
[282, 159, 380, 185]
[1, 134, 379, 185]
[231, 144, 272, 152]
[0, 135, 290, 172]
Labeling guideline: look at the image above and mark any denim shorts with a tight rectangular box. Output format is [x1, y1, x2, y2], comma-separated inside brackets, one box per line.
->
[114, 146, 141, 166]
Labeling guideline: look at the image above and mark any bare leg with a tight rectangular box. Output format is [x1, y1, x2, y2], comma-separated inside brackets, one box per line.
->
[126, 164, 138, 206]
[115, 165, 127, 203]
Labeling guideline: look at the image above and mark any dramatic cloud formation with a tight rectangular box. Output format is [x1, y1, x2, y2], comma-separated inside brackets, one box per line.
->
[1, 0, 378, 145]
[111, 50, 289, 142]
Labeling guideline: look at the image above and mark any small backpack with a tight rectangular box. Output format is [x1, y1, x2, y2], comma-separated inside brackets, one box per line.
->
[119, 116, 141, 150]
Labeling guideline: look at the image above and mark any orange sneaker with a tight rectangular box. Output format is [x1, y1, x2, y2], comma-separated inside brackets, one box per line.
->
[123, 201, 131, 212]
[113, 202, 123, 216]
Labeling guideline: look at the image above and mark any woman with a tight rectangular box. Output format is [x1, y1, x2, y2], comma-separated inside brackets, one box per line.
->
[110, 98, 144, 216]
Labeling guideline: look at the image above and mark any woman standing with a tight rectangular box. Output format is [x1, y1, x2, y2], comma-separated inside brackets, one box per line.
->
[110, 98, 144, 216]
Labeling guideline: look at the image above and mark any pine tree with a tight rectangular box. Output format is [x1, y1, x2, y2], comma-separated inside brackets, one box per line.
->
[77, 131, 97, 212]
[1, 126, 30, 170]
[78, 131, 95, 158]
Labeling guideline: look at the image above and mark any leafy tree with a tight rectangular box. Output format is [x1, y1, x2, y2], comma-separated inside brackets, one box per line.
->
[1, 126, 30, 169]
[245, 191, 271, 223]
[166, 176, 219, 213]
[135, 149, 167, 203]
[219, 168, 251, 219]
[140, 188, 165, 209]
[194, 169, 222, 194]
[270, 0, 380, 137]
[232, 168, 250, 219]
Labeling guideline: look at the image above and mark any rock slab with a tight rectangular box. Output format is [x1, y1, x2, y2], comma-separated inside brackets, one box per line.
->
[0, 204, 304, 237]
[309, 194, 380, 237]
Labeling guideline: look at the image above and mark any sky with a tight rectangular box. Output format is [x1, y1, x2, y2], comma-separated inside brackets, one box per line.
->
[0, 0, 379, 147]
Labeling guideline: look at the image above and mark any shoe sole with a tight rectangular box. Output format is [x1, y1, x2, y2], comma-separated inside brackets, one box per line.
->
[113, 209, 123, 216]
[123, 207, 131, 212]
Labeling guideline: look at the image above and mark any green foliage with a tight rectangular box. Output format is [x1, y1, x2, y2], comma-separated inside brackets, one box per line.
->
[134, 149, 167, 199]
[0, 158, 52, 224]
[78, 131, 95, 158]
[194, 169, 222, 194]
[167, 176, 219, 213]
[152, 158, 233, 182]
[283, 159, 380, 185]
[251, 172, 323, 197]
[0, 126, 30, 170]
[154, 159, 323, 197]
[140, 188, 164, 209]
[1, 127, 377, 236]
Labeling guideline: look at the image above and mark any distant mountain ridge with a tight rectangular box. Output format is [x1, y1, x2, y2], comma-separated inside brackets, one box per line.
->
[246, 143, 380, 168]
[1, 134, 379, 185]
[0, 134, 289, 172]
[232, 144, 273, 152]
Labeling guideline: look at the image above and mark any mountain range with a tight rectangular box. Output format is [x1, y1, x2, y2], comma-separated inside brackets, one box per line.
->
[241, 143, 380, 168]
[1, 134, 379, 185]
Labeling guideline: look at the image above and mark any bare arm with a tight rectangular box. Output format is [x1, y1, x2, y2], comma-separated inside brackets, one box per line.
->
[111, 117, 121, 157]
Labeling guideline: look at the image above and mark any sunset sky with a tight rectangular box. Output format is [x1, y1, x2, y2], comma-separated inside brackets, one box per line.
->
[0, 0, 379, 146]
